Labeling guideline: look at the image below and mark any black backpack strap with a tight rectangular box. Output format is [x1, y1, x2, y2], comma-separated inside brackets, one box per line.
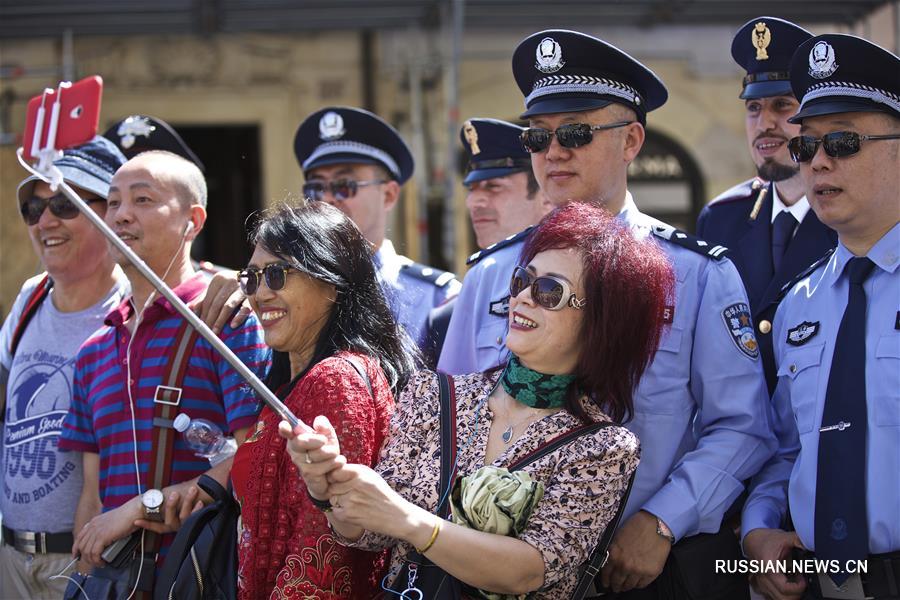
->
[9, 274, 52, 357]
[436, 373, 457, 518]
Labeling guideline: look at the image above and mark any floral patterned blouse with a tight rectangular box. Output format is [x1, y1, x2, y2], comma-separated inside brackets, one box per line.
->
[231, 352, 394, 600]
[341, 369, 640, 599]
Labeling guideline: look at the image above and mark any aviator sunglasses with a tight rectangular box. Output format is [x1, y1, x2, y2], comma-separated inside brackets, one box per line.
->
[20, 193, 104, 226]
[520, 121, 633, 153]
[303, 178, 386, 202]
[238, 263, 295, 295]
[787, 131, 900, 163]
[510, 265, 586, 311]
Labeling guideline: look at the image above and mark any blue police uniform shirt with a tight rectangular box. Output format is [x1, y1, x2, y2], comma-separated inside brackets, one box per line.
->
[440, 193, 775, 539]
[437, 235, 525, 374]
[375, 239, 461, 350]
[742, 222, 900, 554]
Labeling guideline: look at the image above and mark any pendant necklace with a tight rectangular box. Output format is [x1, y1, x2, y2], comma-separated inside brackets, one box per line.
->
[498, 396, 544, 444]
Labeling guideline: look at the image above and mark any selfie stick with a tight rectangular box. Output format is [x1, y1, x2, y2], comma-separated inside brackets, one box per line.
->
[17, 88, 307, 431]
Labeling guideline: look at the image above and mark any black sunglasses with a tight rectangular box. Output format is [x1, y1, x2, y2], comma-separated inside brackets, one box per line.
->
[520, 121, 633, 153]
[787, 131, 900, 163]
[238, 263, 294, 295]
[510, 266, 586, 311]
[20, 193, 104, 226]
[302, 178, 385, 202]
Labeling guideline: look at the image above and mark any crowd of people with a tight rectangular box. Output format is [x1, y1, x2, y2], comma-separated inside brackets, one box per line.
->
[0, 15, 898, 600]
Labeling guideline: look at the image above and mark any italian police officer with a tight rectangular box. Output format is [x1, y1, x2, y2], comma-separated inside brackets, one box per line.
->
[697, 18, 837, 394]
[294, 106, 460, 353]
[742, 34, 900, 600]
[437, 118, 550, 373]
[506, 30, 775, 599]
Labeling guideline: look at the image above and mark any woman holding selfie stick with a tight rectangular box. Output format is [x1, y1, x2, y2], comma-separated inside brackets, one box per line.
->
[230, 201, 416, 599]
[284, 203, 675, 599]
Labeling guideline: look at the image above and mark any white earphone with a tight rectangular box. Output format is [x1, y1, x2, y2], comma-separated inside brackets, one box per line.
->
[184, 221, 194, 235]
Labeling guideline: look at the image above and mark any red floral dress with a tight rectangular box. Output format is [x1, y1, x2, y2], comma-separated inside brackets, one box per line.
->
[231, 352, 394, 599]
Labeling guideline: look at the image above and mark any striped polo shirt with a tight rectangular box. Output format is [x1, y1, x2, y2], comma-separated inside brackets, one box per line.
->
[60, 274, 269, 517]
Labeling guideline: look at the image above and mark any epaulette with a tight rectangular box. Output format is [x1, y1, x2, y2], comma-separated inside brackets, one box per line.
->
[466, 226, 534, 266]
[709, 177, 766, 205]
[776, 247, 836, 302]
[400, 262, 460, 288]
[647, 217, 729, 260]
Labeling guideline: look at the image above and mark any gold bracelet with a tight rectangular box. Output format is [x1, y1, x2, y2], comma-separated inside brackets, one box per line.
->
[415, 519, 442, 554]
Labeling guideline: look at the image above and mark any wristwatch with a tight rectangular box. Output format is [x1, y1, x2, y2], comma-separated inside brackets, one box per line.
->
[142, 489, 165, 522]
[655, 516, 676, 544]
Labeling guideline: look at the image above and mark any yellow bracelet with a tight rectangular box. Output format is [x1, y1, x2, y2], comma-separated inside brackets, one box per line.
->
[416, 519, 442, 554]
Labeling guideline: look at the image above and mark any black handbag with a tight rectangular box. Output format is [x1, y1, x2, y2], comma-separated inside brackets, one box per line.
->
[154, 474, 240, 600]
[388, 373, 635, 600]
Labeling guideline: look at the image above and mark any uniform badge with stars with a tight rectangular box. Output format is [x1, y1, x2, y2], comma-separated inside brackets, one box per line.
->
[722, 302, 760, 359]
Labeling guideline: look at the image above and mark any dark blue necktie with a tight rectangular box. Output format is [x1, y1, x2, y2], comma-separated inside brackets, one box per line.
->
[771, 210, 796, 273]
[815, 256, 876, 585]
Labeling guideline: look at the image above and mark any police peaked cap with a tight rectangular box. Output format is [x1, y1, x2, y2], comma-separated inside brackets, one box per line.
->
[460, 118, 531, 185]
[788, 33, 900, 123]
[294, 107, 414, 184]
[512, 29, 668, 124]
[103, 115, 205, 173]
[731, 17, 813, 100]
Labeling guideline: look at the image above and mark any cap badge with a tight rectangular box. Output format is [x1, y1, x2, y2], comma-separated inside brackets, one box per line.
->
[319, 111, 346, 141]
[116, 116, 155, 150]
[535, 37, 565, 74]
[752, 22, 772, 61]
[809, 41, 838, 79]
[462, 120, 481, 155]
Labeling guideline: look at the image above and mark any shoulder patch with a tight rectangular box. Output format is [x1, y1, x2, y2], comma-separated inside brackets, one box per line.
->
[647, 217, 729, 260]
[709, 177, 765, 205]
[722, 302, 760, 360]
[466, 226, 534, 266]
[777, 247, 837, 301]
[400, 262, 460, 289]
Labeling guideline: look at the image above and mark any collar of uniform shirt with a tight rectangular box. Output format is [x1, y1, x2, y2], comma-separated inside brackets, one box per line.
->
[770, 184, 811, 226]
[828, 222, 900, 287]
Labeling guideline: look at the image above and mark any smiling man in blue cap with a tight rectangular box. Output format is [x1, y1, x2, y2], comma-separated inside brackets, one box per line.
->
[697, 17, 837, 395]
[294, 107, 460, 353]
[742, 33, 900, 600]
[506, 30, 775, 599]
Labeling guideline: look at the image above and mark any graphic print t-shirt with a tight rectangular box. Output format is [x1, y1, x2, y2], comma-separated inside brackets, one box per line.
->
[0, 276, 127, 532]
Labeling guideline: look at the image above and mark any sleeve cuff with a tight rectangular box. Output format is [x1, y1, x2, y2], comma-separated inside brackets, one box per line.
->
[642, 488, 696, 542]
[740, 501, 783, 541]
[58, 437, 98, 453]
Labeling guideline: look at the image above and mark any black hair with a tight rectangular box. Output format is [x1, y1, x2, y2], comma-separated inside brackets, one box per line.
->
[250, 201, 419, 395]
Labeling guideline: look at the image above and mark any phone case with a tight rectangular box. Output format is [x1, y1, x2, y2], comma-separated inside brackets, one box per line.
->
[22, 75, 103, 160]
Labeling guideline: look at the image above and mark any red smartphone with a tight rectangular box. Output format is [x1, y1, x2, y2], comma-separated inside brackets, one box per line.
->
[22, 75, 103, 161]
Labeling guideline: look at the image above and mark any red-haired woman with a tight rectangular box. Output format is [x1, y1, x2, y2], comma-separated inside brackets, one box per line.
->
[282, 202, 675, 599]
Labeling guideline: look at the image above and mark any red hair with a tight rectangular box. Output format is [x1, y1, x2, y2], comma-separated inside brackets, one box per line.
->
[520, 202, 674, 423]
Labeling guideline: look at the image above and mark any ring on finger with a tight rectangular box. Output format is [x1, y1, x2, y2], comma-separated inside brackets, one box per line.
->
[304, 452, 312, 464]
[331, 495, 342, 509]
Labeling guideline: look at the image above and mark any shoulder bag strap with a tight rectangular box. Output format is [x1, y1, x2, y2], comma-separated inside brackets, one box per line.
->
[146, 318, 200, 553]
[9, 274, 52, 357]
[339, 354, 373, 398]
[436, 372, 457, 518]
[507, 421, 615, 472]
[504, 420, 635, 600]
[570, 471, 635, 600]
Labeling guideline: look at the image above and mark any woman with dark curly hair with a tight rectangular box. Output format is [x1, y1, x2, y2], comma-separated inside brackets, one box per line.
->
[230, 201, 417, 599]
[283, 202, 675, 599]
